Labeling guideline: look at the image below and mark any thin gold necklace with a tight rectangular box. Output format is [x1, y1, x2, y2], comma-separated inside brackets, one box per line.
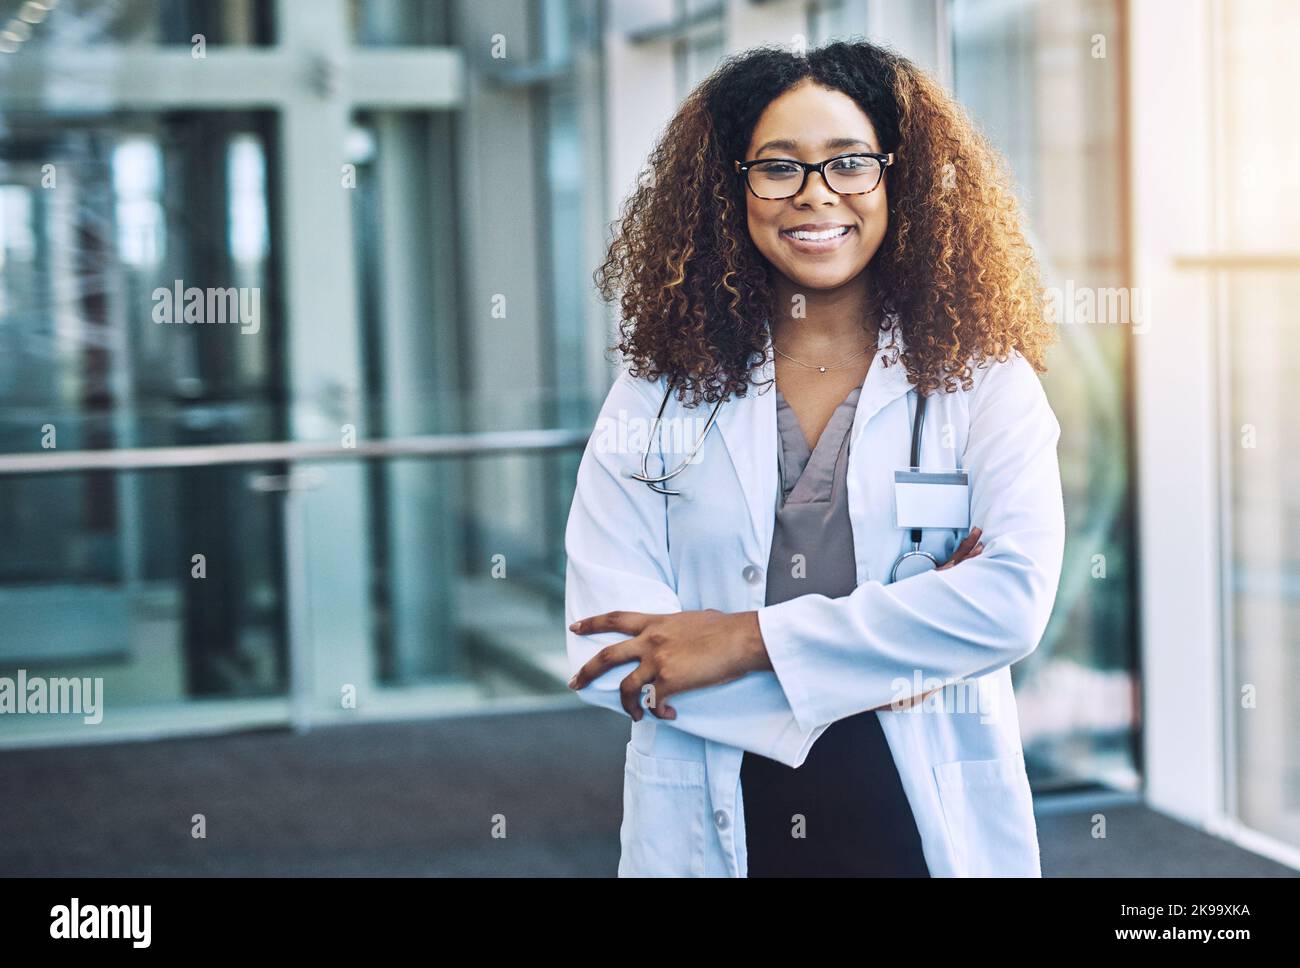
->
[772, 340, 874, 374]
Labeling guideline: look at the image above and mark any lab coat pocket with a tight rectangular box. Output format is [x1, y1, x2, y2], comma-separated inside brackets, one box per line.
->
[618, 742, 709, 877]
[932, 752, 1040, 877]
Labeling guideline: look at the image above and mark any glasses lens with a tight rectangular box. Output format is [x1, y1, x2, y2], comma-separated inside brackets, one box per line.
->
[748, 160, 803, 199]
[825, 156, 883, 194]
[748, 157, 884, 198]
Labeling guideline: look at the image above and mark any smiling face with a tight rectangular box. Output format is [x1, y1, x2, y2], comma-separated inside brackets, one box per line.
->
[741, 79, 889, 293]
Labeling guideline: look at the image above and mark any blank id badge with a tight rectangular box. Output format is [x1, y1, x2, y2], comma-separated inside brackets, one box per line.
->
[893, 468, 971, 530]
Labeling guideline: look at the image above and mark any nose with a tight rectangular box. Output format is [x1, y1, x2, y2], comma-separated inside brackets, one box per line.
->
[792, 166, 838, 205]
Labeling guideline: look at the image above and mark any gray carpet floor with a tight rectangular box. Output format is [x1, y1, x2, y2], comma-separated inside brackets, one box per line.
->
[0, 707, 1293, 877]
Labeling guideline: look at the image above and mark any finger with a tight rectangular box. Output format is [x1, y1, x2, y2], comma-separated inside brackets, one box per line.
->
[569, 610, 651, 637]
[940, 540, 973, 569]
[954, 526, 983, 556]
[952, 531, 978, 556]
[619, 664, 658, 721]
[938, 538, 984, 571]
[644, 681, 678, 720]
[569, 639, 640, 691]
[638, 674, 675, 720]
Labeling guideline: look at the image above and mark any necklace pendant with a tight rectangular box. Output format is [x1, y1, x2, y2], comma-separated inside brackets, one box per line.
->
[818, 366, 827, 373]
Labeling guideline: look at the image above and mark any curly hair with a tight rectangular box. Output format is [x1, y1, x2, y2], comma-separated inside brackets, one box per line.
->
[593, 39, 1055, 406]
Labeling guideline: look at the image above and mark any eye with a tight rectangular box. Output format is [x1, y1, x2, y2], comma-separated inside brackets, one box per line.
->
[751, 161, 801, 179]
[828, 156, 873, 172]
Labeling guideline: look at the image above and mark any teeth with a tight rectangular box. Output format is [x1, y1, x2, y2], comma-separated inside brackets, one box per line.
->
[785, 226, 850, 241]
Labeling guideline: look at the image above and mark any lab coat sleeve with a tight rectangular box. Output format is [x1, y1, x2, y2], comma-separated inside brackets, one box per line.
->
[757, 352, 1066, 734]
[564, 370, 827, 768]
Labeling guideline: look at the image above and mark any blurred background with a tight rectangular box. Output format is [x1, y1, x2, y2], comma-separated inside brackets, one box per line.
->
[0, 0, 1295, 876]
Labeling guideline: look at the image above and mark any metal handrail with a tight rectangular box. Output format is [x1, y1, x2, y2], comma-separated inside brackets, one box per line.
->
[0, 428, 591, 477]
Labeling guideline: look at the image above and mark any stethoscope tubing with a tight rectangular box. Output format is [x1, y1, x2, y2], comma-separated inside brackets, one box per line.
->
[628, 384, 726, 494]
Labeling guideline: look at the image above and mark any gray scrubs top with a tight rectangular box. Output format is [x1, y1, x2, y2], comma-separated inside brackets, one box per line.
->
[740, 383, 931, 876]
[769, 384, 863, 598]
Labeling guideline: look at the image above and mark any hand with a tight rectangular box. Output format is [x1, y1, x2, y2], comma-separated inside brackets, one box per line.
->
[567, 609, 766, 721]
[568, 528, 987, 720]
[936, 525, 983, 571]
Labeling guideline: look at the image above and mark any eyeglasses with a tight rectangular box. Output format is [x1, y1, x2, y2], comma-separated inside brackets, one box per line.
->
[734, 151, 895, 200]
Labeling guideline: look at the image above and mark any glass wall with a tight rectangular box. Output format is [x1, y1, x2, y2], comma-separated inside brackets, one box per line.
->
[674, 0, 726, 98]
[533, 0, 605, 579]
[1221, 0, 1300, 851]
[0, 0, 606, 746]
[0, 107, 287, 724]
[350, 0, 450, 45]
[0, 0, 274, 49]
[348, 109, 463, 683]
[951, 0, 1138, 792]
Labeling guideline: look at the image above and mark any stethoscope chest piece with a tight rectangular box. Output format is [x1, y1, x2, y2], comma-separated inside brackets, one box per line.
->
[889, 545, 938, 582]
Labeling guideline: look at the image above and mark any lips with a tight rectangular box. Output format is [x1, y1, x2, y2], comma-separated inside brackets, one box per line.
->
[781, 224, 852, 240]
[779, 224, 855, 252]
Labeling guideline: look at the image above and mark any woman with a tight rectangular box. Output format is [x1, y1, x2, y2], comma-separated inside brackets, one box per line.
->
[564, 40, 1064, 877]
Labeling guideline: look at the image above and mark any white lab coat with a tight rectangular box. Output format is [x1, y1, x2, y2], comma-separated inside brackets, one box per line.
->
[564, 322, 1065, 877]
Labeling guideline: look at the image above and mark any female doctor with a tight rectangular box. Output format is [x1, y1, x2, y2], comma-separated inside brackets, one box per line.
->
[565, 40, 1065, 877]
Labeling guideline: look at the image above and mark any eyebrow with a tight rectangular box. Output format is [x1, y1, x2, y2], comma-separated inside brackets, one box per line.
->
[754, 137, 878, 156]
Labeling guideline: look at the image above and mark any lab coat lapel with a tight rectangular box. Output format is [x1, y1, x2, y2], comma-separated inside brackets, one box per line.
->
[713, 329, 778, 560]
[850, 321, 916, 449]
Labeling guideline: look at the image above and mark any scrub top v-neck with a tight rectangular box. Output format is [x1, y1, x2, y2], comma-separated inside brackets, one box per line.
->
[740, 382, 931, 877]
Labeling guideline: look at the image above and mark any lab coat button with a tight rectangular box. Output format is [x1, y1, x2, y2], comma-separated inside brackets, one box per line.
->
[742, 564, 763, 585]
[714, 809, 730, 830]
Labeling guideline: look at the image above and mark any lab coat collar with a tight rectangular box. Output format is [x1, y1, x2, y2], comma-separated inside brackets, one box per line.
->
[713, 313, 915, 557]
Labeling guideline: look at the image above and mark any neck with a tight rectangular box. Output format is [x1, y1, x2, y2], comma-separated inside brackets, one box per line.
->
[768, 273, 880, 354]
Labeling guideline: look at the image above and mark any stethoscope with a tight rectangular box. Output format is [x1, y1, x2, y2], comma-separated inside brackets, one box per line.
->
[889, 388, 938, 582]
[629, 380, 938, 583]
[627, 383, 726, 497]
